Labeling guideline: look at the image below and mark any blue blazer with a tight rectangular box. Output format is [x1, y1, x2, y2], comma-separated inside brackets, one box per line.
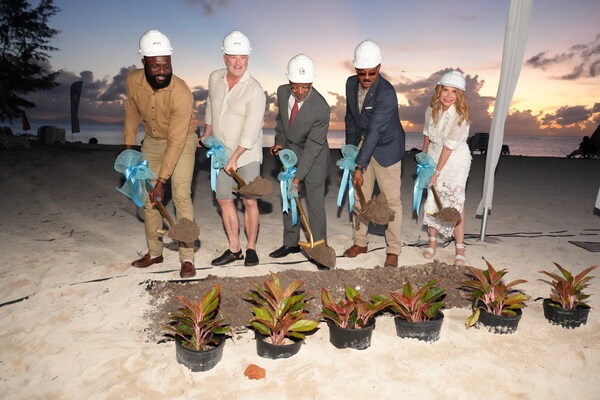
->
[345, 74, 405, 168]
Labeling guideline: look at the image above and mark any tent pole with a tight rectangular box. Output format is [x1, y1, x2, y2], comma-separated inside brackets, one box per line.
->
[480, 207, 489, 241]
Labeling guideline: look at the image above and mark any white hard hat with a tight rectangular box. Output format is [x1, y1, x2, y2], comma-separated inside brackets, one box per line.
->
[353, 40, 382, 69]
[286, 54, 315, 83]
[139, 29, 173, 57]
[222, 30, 252, 55]
[438, 70, 466, 91]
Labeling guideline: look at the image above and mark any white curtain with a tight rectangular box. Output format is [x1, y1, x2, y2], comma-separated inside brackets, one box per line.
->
[477, 0, 534, 239]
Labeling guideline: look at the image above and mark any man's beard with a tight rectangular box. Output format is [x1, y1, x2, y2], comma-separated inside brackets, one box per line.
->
[144, 68, 172, 90]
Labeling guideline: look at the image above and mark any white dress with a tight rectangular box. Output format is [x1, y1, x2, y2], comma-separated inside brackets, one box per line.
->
[422, 105, 472, 238]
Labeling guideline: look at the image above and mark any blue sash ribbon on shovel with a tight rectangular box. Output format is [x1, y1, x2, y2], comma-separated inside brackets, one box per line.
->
[277, 149, 299, 226]
[336, 144, 358, 213]
[201, 136, 228, 192]
[413, 152, 436, 216]
[114, 149, 156, 207]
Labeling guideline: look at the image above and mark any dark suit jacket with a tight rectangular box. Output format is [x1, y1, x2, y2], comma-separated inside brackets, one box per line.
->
[345, 74, 405, 167]
[274, 85, 331, 183]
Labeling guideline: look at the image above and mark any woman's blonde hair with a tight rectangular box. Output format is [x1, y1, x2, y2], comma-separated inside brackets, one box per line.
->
[430, 85, 471, 126]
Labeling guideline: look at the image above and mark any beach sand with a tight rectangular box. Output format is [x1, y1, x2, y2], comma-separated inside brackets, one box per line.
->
[0, 145, 599, 399]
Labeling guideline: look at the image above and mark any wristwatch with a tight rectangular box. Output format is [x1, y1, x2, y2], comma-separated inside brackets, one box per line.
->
[356, 165, 364, 172]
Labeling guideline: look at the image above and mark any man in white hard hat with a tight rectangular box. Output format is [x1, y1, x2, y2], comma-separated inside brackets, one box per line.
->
[122, 29, 198, 278]
[343, 39, 406, 268]
[269, 54, 331, 267]
[201, 30, 266, 267]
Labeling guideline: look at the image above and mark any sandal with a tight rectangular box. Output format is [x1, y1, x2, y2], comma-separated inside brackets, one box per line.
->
[454, 243, 466, 266]
[423, 236, 437, 259]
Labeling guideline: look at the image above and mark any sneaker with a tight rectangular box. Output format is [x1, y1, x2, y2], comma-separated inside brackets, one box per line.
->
[245, 249, 259, 267]
[211, 249, 244, 266]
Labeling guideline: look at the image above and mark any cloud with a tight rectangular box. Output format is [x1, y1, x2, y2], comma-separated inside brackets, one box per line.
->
[182, 0, 231, 16]
[541, 105, 594, 126]
[505, 109, 543, 135]
[526, 33, 600, 79]
[24, 64, 134, 123]
[327, 91, 346, 127]
[97, 66, 135, 101]
[525, 51, 573, 69]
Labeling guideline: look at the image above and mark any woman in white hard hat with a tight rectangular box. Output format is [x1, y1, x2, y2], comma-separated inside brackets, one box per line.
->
[421, 70, 472, 266]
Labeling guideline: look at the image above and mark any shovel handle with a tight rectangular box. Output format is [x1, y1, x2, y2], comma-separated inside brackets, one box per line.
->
[294, 196, 315, 247]
[227, 168, 247, 187]
[354, 184, 367, 209]
[430, 185, 443, 211]
[145, 180, 175, 227]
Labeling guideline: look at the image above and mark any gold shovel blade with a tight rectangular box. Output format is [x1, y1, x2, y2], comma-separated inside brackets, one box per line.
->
[298, 239, 325, 249]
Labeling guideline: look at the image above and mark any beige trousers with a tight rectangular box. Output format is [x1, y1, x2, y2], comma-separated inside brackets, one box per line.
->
[142, 133, 197, 261]
[353, 158, 403, 255]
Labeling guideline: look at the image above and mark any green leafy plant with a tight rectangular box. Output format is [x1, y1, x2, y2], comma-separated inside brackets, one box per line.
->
[383, 280, 445, 322]
[164, 284, 231, 351]
[248, 272, 319, 345]
[539, 263, 597, 309]
[463, 260, 529, 328]
[321, 286, 389, 329]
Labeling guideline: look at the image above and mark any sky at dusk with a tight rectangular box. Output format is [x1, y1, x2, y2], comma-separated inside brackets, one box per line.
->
[21, 0, 600, 137]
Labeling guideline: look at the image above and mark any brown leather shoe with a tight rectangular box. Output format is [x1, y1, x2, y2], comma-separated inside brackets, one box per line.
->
[131, 253, 164, 268]
[384, 253, 398, 268]
[343, 245, 368, 258]
[180, 261, 196, 278]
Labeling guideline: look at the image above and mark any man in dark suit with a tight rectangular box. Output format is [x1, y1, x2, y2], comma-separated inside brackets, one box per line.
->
[269, 54, 331, 262]
[343, 40, 406, 268]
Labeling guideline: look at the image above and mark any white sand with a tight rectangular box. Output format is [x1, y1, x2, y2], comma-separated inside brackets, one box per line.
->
[0, 146, 599, 400]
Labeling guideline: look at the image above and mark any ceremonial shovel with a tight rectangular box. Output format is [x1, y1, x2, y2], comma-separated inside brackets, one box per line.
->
[144, 181, 200, 242]
[227, 168, 273, 197]
[429, 185, 461, 224]
[353, 184, 395, 226]
[293, 194, 337, 269]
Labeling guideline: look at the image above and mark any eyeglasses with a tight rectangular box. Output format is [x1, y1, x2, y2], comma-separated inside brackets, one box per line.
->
[290, 85, 312, 91]
[357, 71, 378, 77]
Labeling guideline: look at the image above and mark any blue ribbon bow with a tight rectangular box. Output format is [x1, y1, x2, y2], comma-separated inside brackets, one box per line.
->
[202, 136, 228, 192]
[114, 149, 156, 207]
[336, 144, 358, 213]
[277, 149, 299, 226]
[413, 152, 436, 216]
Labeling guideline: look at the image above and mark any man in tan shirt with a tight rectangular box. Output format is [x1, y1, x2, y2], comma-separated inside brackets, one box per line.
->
[122, 30, 197, 278]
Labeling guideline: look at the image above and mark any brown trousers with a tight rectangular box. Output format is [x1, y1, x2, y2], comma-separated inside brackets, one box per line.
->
[142, 133, 197, 261]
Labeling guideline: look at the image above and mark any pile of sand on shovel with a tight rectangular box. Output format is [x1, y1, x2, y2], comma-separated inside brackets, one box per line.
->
[237, 176, 273, 196]
[355, 193, 395, 228]
[432, 208, 461, 224]
[302, 244, 337, 269]
[166, 217, 200, 242]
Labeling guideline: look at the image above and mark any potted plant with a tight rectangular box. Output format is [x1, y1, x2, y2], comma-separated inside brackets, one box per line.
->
[463, 260, 529, 334]
[321, 286, 389, 350]
[383, 280, 446, 342]
[164, 284, 231, 372]
[538, 263, 597, 329]
[247, 272, 319, 359]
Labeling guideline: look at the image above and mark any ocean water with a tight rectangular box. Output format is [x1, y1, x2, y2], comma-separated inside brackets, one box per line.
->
[10, 122, 583, 158]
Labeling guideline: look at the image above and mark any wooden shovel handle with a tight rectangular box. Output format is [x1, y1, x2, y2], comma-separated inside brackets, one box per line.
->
[294, 196, 314, 247]
[430, 185, 443, 211]
[145, 180, 175, 227]
[227, 168, 247, 187]
[354, 184, 367, 208]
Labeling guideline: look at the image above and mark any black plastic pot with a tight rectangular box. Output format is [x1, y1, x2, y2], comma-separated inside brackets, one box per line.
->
[255, 331, 302, 359]
[394, 311, 444, 342]
[327, 319, 375, 350]
[478, 307, 522, 334]
[543, 298, 590, 329]
[175, 335, 225, 372]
